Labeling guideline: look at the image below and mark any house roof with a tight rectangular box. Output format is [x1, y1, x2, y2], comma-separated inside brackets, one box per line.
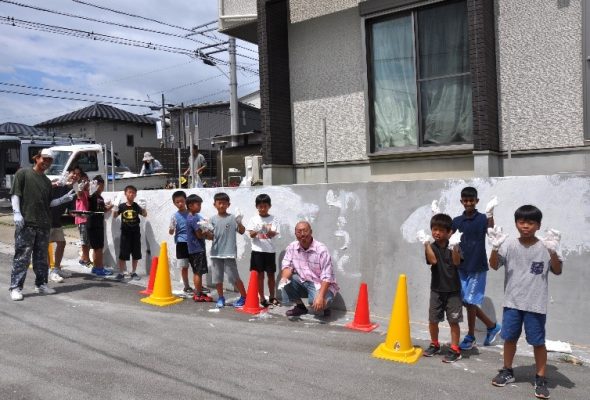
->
[0, 122, 46, 136]
[168, 100, 260, 113]
[35, 103, 156, 127]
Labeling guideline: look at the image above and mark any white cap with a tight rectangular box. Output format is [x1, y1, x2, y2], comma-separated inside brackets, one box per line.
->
[37, 148, 54, 159]
[142, 152, 154, 162]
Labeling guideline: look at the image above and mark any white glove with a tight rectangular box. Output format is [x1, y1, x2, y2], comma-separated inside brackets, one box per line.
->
[485, 196, 498, 218]
[431, 200, 441, 215]
[449, 230, 463, 250]
[89, 180, 99, 196]
[541, 228, 563, 259]
[169, 215, 177, 231]
[198, 219, 214, 232]
[13, 212, 24, 229]
[416, 229, 432, 245]
[137, 199, 147, 210]
[50, 189, 76, 207]
[487, 225, 508, 250]
[76, 181, 86, 192]
[278, 278, 291, 290]
[56, 173, 69, 187]
[234, 208, 243, 224]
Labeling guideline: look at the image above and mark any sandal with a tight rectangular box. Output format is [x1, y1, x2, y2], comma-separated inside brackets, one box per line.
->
[269, 297, 281, 306]
[260, 299, 270, 308]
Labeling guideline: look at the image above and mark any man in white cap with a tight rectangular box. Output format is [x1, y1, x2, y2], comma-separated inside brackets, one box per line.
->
[9, 148, 76, 301]
[139, 151, 163, 175]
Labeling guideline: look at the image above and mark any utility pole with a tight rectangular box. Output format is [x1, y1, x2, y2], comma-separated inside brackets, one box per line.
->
[161, 93, 167, 148]
[228, 37, 239, 147]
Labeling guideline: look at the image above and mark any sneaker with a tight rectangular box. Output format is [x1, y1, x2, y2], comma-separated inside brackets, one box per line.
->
[484, 323, 502, 346]
[49, 271, 64, 283]
[92, 267, 113, 276]
[442, 348, 462, 363]
[78, 259, 87, 266]
[10, 288, 23, 301]
[183, 286, 194, 295]
[193, 293, 213, 302]
[234, 296, 246, 307]
[56, 269, 72, 278]
[286, 304, 309, 317]
[34, 284, 56, 295]
[459, 334, 476, 350]
[423, 343, 441, 357]
[201, 286, 210, 294]
[113, 273, 125, 281]
[130, 272, 140, 281]
[216, 296, 226, 308]
[534, 375, 550, 399]
[492, 367, 515, 387]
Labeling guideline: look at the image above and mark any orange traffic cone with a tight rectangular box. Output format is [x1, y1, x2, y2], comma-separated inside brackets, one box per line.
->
[139, 256, 158, 295]
[372, 274, 422, 364]
[48, 243, 55, 269]
[345, 282, 378, 332]
[236, 270, 267, 315]
[140, 242, 183, 307]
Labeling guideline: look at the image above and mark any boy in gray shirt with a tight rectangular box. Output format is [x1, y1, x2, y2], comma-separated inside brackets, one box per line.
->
[488, 205, 563, 399]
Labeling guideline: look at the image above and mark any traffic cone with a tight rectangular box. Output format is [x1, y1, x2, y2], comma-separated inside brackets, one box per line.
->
[139, 256, 158, 295]
[140, 242, 183, 307]
[236, 270, 267, 315]
[48, 243, 55, 269]
[345, 282, 378, 332]
[372, 274, 422, 364]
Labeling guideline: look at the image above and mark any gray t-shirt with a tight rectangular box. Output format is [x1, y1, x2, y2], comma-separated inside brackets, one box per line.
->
[210, 213, 239, 258]
[497, 238, 555, 314]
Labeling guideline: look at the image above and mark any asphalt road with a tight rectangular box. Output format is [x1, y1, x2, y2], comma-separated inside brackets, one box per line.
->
[0, 248, 587, 400]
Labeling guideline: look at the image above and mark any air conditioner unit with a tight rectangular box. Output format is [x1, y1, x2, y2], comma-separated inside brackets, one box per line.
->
[245, 155, 262, 184]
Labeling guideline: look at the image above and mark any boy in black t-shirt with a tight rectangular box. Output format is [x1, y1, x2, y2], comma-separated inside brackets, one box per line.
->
[418, 213, 463, 363]
[87, 176, 113, 276]
[113, 185, 146, 281]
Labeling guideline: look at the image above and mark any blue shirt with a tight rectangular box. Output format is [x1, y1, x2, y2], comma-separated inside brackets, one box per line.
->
[187, 213, 206, 254]
[172, 211, 189, 243]
[452, 210, 489, 273]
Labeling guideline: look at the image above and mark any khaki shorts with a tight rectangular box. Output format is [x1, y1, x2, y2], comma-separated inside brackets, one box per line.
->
[49, 227, 65, 243]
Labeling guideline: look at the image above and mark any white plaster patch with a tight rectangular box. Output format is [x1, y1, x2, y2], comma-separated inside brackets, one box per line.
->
[326, 189, 361, 277]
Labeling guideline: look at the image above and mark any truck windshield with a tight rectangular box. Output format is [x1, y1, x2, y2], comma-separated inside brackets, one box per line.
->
[46, 151, 72, 175]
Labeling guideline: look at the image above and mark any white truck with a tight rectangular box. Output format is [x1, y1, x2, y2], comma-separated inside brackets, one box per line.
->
[46, 144, 169, 190]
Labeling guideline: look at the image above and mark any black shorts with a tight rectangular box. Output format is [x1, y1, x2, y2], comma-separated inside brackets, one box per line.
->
[176, 242, 189, 259]
[429, 291, 463, 324]
[88, 227, 104, 250]
[119, 230, 141, 261]
[188, 252, 208, 275]
[250, 251, 276, 273]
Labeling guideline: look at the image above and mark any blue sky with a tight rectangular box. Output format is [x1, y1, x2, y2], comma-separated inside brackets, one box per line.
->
[0, 0, 259, 125]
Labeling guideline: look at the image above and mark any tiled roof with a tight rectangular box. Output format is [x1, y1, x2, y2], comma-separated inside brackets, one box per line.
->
[0, 122, 46, 136]
[35, 103, 156, 127]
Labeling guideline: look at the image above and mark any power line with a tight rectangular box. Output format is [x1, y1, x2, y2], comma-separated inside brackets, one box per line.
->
[178, 80, 259, 105]
[91, 60, 197, 87]
[149, 74, 225, 96]
[0, 88, 152, 108]
[0, 82, 154, 104]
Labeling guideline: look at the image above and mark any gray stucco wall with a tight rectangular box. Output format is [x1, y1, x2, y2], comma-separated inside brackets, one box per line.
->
[289, 7, 367, 165]
[496, 0, 584, 151]
[102, 174, 590, 346]
[289, 0, 359, 23]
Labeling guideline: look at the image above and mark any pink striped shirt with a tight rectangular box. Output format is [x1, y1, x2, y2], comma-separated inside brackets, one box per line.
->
[281, 239, 339, 294]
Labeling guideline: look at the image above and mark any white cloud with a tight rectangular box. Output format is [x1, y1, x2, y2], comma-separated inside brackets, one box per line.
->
[0, 0, 259, 125]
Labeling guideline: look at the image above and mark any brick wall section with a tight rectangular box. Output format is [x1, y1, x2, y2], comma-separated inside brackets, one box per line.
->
[257, 0, 293, 165]
[468, 0, 499, 152]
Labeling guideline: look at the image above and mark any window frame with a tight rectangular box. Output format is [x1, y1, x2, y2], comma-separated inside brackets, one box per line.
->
[126, 134, 134, 147]
[363, 0, 474, 155]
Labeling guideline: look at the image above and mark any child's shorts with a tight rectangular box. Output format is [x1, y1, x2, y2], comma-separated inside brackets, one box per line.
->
[49, 227, 65, 243]
[428, 291, 463, 323]
[78, 223, 89, 246]
[119, 230, 141, 261]
[501, 307, 546, 346]
[250, 251, 276, 273]
[176, 242, 189, 268]
[188, 252, 208, 275]
[88, 227, 104, 250]
[210, 258, 240, 285]
[459, 270, 487, 306]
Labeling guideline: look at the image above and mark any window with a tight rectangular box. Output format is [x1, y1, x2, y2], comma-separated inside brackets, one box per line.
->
[367, 0, 472, 151]
[126, 135, 134, 147]
[185, 113, 190, 129]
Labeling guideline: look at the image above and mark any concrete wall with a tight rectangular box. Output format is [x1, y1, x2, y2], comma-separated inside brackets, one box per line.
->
[101, 174, 590, 345]
[289, 0, 359, 23]
[496, 0, 584, 151]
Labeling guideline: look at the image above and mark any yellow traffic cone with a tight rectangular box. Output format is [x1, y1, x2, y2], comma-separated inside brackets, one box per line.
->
[141, 242, 183, 307]
[372, 274, 422, 364]
[48, 243, 55, 269]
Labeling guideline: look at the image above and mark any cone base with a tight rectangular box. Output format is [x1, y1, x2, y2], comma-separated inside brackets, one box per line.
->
[140, 295, 183, 307]
[372, 342, 422, 364]
[345, 321, 379, 332]
[236, 306, 267, 315]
